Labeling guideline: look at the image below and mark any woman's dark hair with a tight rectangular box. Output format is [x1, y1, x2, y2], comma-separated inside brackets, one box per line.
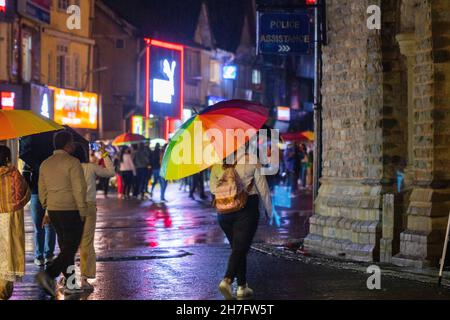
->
[72, 143, 88, 163]
[0, 145, 11, 167]
[119, 147, 128, 163]
[54, 131, 74, 150]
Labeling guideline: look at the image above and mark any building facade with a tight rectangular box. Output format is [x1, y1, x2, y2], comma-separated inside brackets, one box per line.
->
[305, 0, 450, 268]
[93, 0, 139, 139]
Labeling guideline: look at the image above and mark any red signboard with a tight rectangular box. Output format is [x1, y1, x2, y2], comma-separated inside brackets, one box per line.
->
[0, 0, 6, 13]
[1, 92, 15, 110]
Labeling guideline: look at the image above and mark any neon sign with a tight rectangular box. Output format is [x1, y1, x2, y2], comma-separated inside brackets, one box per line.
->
[277, 106, 290, 122]
[0, 0, 6, 13]
[131, 115, 144, 135]
[145, 38, 184, 119]
[51, 87, 98, 129]
[1, 92, 15, 110]
[223, 65, 237, 80]
[40, 93, 50, 118]
[153, 59, 177, 104]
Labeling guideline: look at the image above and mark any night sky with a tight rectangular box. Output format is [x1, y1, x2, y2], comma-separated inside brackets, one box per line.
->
[103, 0, 252, 52]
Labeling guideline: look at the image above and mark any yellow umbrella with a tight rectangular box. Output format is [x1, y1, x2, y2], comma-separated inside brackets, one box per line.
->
[0, 110, 64, 140]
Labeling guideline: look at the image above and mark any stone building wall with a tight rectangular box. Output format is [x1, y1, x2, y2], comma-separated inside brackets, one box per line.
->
[306, 0, 450, 265]
[393, 0, 450, 267]
[305, 0, 384, 262]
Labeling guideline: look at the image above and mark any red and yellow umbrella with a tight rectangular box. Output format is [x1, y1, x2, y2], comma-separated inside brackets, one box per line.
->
[112, 133, 147, 146]
[0, 110, 64, 140]
[281, 131, 315, 142]
[161, 100, 269, 180]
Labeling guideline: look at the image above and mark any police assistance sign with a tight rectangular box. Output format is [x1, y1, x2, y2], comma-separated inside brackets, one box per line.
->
[257, 11, 313, 55]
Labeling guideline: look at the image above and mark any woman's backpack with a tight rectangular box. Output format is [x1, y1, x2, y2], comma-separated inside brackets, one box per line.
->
[212, 164, 254, 214]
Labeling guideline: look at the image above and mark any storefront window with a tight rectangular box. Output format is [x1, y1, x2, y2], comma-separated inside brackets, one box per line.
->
[21, 32, 32, 83]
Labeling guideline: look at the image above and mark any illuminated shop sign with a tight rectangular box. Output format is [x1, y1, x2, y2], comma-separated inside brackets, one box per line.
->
[51, 87, 98, 129]
[30, 84, 54, 119]
[0, 92, 15, 110]
[223, 65, 237, 80]
[131, 115, 144, 135]
[277, 106, 290, 122]
[145, 38, 184, 119]
[0, 0, 6, 13]
[18, 0, 51, 24]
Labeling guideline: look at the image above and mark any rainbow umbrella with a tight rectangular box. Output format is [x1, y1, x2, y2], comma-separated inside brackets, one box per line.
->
[161, 100, 269, 180]
[112, 133, 146, 146]
[0, 110, 64, 140]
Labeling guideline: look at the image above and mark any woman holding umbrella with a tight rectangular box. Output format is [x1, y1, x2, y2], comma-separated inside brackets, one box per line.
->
[159, 100, 275, 300]
[0, 146, 31, 300]
[210, 146, 272, 300]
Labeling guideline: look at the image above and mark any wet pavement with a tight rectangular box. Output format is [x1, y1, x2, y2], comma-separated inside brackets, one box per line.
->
[10, 183, 450, 300]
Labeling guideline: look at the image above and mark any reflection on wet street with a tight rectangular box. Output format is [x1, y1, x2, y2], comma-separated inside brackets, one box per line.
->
[11, 183, 450, 300]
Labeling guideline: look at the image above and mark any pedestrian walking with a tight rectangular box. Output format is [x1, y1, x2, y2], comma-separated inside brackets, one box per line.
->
[210, 150, 272, 300]
[119, 147, 136, 199]
[189, 171, 207, 200]
[97, 158, 111, 198]
[0, 146, 31, 300]
[284, 143, 298, 195]
[22, 163, 56, 267]
[299, 144, 308, 189]
[36, 131, 88, 297]
[133, 143, 151, 200]
[113, 151, 124, 197]
[149, 144, 167, 201]
[72, 143, 115, 291]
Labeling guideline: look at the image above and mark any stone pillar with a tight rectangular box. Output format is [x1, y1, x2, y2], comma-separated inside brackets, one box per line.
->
[304, 0, 383, 262]
[380, 194, 394, 263]
[395, 33, 416, 168]
[392, 0, 450, 268]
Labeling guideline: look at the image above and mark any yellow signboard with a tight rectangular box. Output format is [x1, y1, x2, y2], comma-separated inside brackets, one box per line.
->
[51, 87, 98, 129]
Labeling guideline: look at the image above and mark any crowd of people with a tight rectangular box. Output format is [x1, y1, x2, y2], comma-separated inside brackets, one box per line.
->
[0, 131, 173, 299]
[279, 142, 313, 195]
[112, 142, 167, 202]
[0, 127, 313, 300]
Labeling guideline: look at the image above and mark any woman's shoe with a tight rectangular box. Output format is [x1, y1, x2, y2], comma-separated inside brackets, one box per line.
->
[218, 280, 234, 300]
[236, 284, 254, 299]
[34, 258, 45, 267]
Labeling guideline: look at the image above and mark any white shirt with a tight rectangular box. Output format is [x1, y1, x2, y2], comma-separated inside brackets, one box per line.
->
[81, 156, 115, 203]
[210, 154, 272, 218]
[119, 153, 136, 175]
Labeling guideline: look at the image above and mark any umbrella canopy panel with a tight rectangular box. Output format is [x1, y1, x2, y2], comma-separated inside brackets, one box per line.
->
[0, 110, 64, 141]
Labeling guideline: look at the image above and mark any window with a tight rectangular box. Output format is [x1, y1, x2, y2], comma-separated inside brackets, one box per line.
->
[185, 49, 201, 80]
[47, 52, 52, 84]
[58, 0, 69, 11]
[56, 45, 71, 88]
[73, 53, 80, 89]
[210, 60, 220, 84]
[64, 55, 72, 88]
[21, 32, 32, 82]
[115, 39, 125, 49]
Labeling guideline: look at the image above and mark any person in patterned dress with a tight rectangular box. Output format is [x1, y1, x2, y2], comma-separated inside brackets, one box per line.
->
[0, 145, 31, 300]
